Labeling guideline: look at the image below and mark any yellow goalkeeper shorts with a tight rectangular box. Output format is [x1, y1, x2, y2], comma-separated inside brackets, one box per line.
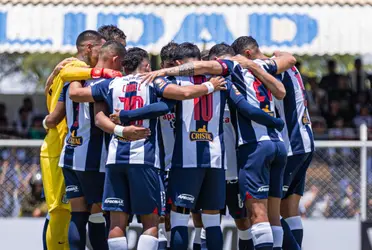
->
[40, 156, 70, 212]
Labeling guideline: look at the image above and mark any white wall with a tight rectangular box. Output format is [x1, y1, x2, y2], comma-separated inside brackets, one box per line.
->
[0, 218, 360, 250]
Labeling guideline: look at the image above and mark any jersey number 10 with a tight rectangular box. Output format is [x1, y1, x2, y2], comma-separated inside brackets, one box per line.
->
[119, 96, 144, 125]
[194, 94, 213, 122]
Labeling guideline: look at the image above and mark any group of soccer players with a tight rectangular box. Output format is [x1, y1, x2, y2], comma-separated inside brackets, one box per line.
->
[40, 24, 314, 250]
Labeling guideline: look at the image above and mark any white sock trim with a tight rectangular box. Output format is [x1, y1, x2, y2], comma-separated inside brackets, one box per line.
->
[200, 228, 206, 240]
[166, 231, 171, 247]
[194, 227, 202, 244]
[238, 228, 251, 241]
[251, 222, 273, 246]
[137, 235, 159, 250]
[271, 226, 284, 248]
[158, 223, 167, 240]
[108, 237, 128, 250]
[170, 211, 189, 229]
[89, 212, 106, 223]
[285, 216, 303, 231]
[201, 213, 220, 228]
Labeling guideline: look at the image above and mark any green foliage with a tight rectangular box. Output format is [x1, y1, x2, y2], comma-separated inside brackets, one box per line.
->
[21, 53, 73, 86]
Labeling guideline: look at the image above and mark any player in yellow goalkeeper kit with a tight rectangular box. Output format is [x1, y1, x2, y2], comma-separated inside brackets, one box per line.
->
[40, 30, 109, 250]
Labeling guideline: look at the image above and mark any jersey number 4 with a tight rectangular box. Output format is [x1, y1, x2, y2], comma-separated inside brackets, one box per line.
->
[119, 96, 144, 125]
[194, 94, 213, 122]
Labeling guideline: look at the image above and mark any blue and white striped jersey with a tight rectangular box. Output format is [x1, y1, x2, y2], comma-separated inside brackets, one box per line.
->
[255, 59, 314, 155]
[171, 76, 250, 169]
[218, 59, 283, 146]
[275, 66, 315, 156]
[158, 108, 176, 171]
[223, 107, 238, 180]
[58, 80, 109, 172]
[91, 74, 170, 169]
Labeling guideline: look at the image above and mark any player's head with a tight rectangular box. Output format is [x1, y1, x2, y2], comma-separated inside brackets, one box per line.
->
[201, 50, 210, 61]
[123, 47, 150, 75]
[98, 40, 126, 71]
[76, 30, 106, 67]
[98, 25, 127, 47]
[231, 36, 260, 59]
[160, 41, 179, 68]
[174, 42, 201, 64]
[208, 43, 235, 60]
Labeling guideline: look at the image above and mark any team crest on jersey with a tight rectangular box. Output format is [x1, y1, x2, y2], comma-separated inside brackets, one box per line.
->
[302, 113, 310, 125]
[154, 77, 166, 89]
[61, 193, 69, 204]
[262, 105, 274, 117]
[67, 130, 83, 146]
[232, 84, 241, 95]
[189, 125, 213, 142]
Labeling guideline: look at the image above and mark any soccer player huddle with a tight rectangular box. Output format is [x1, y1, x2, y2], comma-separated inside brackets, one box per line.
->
[41, 25, 314, 250]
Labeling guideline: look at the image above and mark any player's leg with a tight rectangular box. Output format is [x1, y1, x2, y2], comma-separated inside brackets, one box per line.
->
[102, 167, 130, 250]
[198, 168, 226, 250]
[164, 171, 171, 249]
[158, 171, 168, 250]
[191, 210, 204, 250]
[226, 180, 253, 250]
[268, 141, 287, 250]
[42, 213, 49, 250]
[281, 152, 313, 249]
[40, 157, 71, 250]
[62, 168, 90, 250]
[169, 168, 205, 250]
[238, 142, 275, 250]
[76, 171, 108, 250]
[127, 166, 164, 250]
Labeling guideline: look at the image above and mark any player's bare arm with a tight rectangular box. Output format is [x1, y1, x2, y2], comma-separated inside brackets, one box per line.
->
[272, 51, 296, 74]
[231, 56, 286, 100]
[60, 67, 122, 82]
[140, 61, 224, 84]
[94, 102, 150, 141]
[43, 101, 66, 128]
[69, 81, 95, 103]
[44, 57, 77, 96]
[162, 76, 227, 100]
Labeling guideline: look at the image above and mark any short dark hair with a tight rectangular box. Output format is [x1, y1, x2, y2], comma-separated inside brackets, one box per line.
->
[98, 25, 127, 42]
[208, 43, 235, 59]
[175, 42, 201, 60]
[100, 40, 126, 60]
[122, 47, 149, 74]
[201, 50, 209, 61]
[231, 36, 259, 55]
[76, 30, 104, 47]
[160, 42, 179, 63]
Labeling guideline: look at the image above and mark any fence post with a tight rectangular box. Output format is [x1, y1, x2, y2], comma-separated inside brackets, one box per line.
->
[360, 123, 368, 222]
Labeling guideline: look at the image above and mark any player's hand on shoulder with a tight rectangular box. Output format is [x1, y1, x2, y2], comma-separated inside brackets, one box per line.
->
[139, 69, 166, 85]
[209, 76, 227, 91]
[53, 57, 78, 74]
[230, 55, 254, 69]
[123, 125, 151, 141]
[109, 109, 121, 124]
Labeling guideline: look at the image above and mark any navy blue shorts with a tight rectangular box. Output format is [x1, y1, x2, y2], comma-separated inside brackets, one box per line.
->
[62, 168, 105, 205]
[169, 168, 226, 211]
[283, 152, 313, 199]
[238, 141, 287, 200]
[102, 166, 163, 215]
[222, 180, 247, 219]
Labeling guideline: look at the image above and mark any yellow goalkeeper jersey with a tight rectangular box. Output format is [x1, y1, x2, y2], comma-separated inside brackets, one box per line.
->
[40, 60, 88, 158]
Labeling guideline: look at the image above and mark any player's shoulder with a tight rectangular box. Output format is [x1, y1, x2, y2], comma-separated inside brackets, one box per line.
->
[64, 60, 88, 68]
